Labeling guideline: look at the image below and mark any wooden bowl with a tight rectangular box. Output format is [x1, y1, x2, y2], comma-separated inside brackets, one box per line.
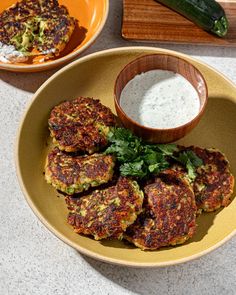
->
[0, 0, 108, 72]
[114, 54, 208, 143]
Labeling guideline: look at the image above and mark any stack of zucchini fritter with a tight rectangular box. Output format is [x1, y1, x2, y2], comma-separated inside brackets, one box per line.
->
[45, 97, 145, 241]
[45, 97, 235, 250]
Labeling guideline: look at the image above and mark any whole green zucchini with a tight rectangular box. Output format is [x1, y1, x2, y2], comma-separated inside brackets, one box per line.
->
[156, 0, 229, 37]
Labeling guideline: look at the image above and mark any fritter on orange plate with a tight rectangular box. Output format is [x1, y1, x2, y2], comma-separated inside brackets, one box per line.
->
[0, 0, 76, 57]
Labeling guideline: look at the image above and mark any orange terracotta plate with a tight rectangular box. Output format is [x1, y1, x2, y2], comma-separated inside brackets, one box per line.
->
[122, 0, 236, 46]
[0, 0, 108, 72]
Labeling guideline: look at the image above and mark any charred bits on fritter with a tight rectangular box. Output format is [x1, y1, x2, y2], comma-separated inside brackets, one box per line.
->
[125, 170, 197, 250]
[186, 147, 235, 212]
[0, 0, 76, 58]
[45, 147, 115, 195]
[48, 97, 117, 153]
[66, 177, 144, 240]
[34, 3, 76, 57]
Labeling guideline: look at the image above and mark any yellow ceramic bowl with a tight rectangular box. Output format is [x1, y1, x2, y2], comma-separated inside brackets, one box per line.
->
[0, 0, 108, 72]
[16, 47, 236, 267]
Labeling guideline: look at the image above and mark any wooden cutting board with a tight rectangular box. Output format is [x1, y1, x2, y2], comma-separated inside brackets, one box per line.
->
[122, 0, 236, 46]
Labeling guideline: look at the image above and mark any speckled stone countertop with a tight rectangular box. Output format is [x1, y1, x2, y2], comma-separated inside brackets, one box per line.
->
[1, 1, 236, 295]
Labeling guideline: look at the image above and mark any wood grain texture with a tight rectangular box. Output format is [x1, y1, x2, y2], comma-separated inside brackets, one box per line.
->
[122, 0, 236, 46]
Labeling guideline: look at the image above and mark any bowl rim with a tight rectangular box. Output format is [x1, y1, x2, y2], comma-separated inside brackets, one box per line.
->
[0, 0, 109, 71]
[15, 46, 236, 268]
[114, 53, 208, 132]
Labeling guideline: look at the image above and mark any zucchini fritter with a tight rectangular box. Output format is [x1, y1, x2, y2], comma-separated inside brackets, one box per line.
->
[0, 0, 76, 57]
[34, 3, 76, 57]
[187, 147, 235, 212]
[45, 147, 115, 195]
[125, 170, 197, 250]
[48, 97, 116, 153]
[66, 177, 144, 240]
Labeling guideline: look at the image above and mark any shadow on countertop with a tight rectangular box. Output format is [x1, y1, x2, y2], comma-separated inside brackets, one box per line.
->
[0, 69, 57, 93]
[80, 236, 236, 295]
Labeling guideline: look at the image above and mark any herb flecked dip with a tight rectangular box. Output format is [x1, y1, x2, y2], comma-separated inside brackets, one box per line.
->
[120, 70, 200, 129]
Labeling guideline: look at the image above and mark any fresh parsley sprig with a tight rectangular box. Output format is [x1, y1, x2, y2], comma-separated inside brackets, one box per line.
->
[105, 127, 202, 181]
[172, 150, 203, 181]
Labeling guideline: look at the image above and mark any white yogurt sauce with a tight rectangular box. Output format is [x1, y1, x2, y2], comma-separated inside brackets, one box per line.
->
[120, 70, 200, 129]
[0, 42, 28, 63]
[0, 42, 56, 63]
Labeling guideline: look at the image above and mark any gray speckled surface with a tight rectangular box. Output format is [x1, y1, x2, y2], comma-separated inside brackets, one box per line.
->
[1, 1, 236, 294]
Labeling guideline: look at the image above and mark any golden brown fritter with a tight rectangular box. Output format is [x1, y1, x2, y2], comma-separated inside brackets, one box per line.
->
[186, 147, 235, 212]
[45, 147, 115, 195]
[125, 170, 197, 250]
[66, 177, 144, 240]
[48, 97, 116, 153]
[0, 0, 76, 56]
[34, 3, 76, 57]
[0, 0, 37, 50]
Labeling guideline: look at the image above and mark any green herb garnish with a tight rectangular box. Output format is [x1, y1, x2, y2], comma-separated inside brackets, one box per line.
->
[105, 128, 141, 163]
[105, 128, 202, 180]
[172, 150, 203, 181]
